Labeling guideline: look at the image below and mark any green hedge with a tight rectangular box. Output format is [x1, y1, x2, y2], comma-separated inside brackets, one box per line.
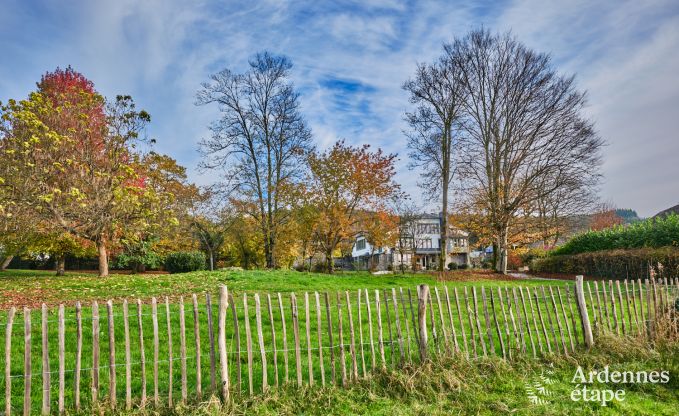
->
[552, 214, 679, 256]
[164, 251, 206, 274]
[531, 247, 679, 280]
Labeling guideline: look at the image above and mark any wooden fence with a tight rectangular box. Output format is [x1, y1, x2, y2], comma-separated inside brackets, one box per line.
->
[1, 276, 678, 415]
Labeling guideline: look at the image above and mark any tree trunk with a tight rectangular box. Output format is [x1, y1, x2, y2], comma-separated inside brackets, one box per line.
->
[55, 256, 66, 277]
[265, 234, 275, 269]
[1, 255, 14, 271]
[97, 241, 109, 277]
[495, 226, 508, 274]
[326, 249, 334, 274]
[440, 192, 448, 273]
[209, 251, 215, 271]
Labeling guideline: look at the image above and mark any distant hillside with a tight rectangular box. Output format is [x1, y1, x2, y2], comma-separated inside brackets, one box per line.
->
[653, 204, 679, 219]
[615, 208, 642, 223]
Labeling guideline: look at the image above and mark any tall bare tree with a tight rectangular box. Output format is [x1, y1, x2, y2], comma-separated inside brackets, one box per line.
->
[403, 54, 463, 272]
[450, 29, 603, 273]
[197, 52, 313, 268]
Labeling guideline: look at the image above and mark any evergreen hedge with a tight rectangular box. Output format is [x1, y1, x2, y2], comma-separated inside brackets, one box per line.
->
[164, 251, 206, 274]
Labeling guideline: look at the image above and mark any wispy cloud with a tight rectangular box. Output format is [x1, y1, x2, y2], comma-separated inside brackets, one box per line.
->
[1, 0, 677, 215]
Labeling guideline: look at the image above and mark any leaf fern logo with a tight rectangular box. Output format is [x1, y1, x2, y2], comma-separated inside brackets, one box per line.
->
[525, 369, 555, 405]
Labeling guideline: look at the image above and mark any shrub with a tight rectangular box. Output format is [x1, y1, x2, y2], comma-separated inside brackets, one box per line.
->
[164, 251, 206, 274]
[458, 264, 469, 270]
[552, 214, 679, 256]
[447, 262, 458, 270]
[531, 247, 679, 280]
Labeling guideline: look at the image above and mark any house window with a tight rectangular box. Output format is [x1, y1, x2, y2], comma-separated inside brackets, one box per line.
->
[356, 239, 366, 250]
[416, 238, 432, 248]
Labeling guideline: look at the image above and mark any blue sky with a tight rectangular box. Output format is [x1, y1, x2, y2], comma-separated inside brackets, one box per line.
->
[2, 0, 679, 217]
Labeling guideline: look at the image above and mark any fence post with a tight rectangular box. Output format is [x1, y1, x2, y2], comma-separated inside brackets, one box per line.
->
[574, 276, 594, 349]
[218, 286, 230, 403]
[417, 284, 429, 361]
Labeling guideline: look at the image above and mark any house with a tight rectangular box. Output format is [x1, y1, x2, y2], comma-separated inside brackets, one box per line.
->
[351, 213, 470, 271]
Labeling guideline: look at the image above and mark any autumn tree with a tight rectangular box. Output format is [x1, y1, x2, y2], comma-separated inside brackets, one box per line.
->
[197, 52, 313, 269]
[0, 67, 176, 276]
[359, 210, 398, 270]
[590, 203, 623, 231]
[449, 29, 603, 274]
[308, 141, 400, 273]
[404, 52, 463, 272]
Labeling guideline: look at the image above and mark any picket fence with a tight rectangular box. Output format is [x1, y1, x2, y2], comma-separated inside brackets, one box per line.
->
[1, 276, 678, 415]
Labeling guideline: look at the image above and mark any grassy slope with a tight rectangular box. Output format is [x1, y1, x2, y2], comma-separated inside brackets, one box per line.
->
[0, 269, 568, 309]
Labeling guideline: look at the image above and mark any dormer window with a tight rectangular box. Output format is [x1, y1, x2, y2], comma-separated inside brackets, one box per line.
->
[356, 238, 366, 250]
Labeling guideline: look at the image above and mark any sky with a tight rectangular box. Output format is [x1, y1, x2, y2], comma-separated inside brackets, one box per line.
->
[1, 0, 678, 218]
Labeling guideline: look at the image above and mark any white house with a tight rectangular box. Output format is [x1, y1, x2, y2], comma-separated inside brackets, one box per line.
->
[351, 213, 470, 271]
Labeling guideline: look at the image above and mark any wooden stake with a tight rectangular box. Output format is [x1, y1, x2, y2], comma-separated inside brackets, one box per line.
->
[472, 287, 486, 356]
[375, 290, 386, 368]
[464, 287, 477, 357]
[41, 304, 50, 416]
[481, 287, 495, 355]
[291, 293, 302, 387]
[518, 288, 537, 357]
[433, 287, 448, 353]
[192, 294, 202, 399]
[75, 302, 82, 410]
[165, 298, 173, 407]
[217, 286, 230, 402]
[417, 285, 429, 361]
[541, 287, 558, 353]
[228, 293, 241, 393]
[205, 293, 216, 392]
[454, 288, 469, 357]
[384, 290, 397, 361]
[346, 291, 358, 380]
[566, 286, 579, 346]
[594, 281, 604, 333]
[497, 288, 511, 360]
[151, 298, 159, 406]
[23, 308, 31, 416]
[357, 290, 366, 377]
[179, 297, 187, 402]
[489, 289, 506, 359]
[304, 293, 313, 386]
[123, 300, 132, 410]
[267, 294, 279, 387]
[254, 294, 268, 391]
[243, 294, 254, 395]
[444, 287, 459, 353]
[5, 307, 15, 416]
[548, 287, 567, 354]
[392, 288, 405, 363]
[533, 289, 551, 353]
[278, 293, 289, 385]
[512, 288, 526, 353]
[136, 300, 147, 407]
[601, 281, 612, 331]
[315, 292, 325, 385]
[107, 300, 116, 410]
[336, 292, 347, 386]
[325, 292, 335, 383]
[557, 287, 575, 353]
[400, 288, 413, 360]
[574, 276, 594, 349]
[365, 289, 375, 370]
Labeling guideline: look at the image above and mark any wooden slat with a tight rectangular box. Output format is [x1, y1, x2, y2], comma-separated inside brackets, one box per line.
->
[616, 280, 626, 335]
[425, 289, 438, 354]
[229, 293, 240, 392]
[107, 300, 116, 410]
[623, 280, 634, 335]
[472, 287, 486, 356]
[57, 305, 65, 414]
[192, 294, 202, 399]
[489, 289, 506, 359]
[505, 289, 518, 354]
[601, 281, 612, 331]
[365, 289, 376, 370]
[243, 294, 254, 395]
[165, 297, 173, 407]
[548, 287, 567, 354]
[345, 291, 358, 381]
[480, 287, 495, 355]
[392, 288, 405, 363]
[178, 297, 187, 402]
[566, 286, 579, 346]
[454, 288, 469, 357]
[23, 308, 31, 416]
[609, 281, 619, 334]
[41, 304, 50, 416]
[512, 288, 526, 353]
[304, 293, 313, 386]
[574, 276, 594, 349]
[557, 287, 575, 353]
[541, 287, 558, 353]
[593, 281, 604, 333]
[384, 290, 397, 361]
[75, 302, 82, 410]
[375, 290, 386, 368]
[586, 282, 596, 331]
[444, 287, 459, 353]
[630, 279, 641, 335]
[314, 292, 325, 385]
[464, 287, 478, 357]
[336, 292, 347, 386]
[497, 288, 511, 360]
[357, 290, 366, 377]
[290, 293, 302, 387]
[205, 293, 216, 392]
[400, 288, 413, 360]
[5, 307, 15, 416]
[151, 298, 159, 406]
[123, 300, 132, 410]
[518, 288, 536, 357]
[532, 288, 551, 354]
[408, 289, 419, 351]
[254, 294, 268, 392]
[417, 285, 429, 361]
[278, 293, 289, 385]
[218, 287, 230, 402]
[267, 294, 279, 387]
[136, 299, 147, 407]
[324, 292, 335, 383]
[433, 287, 448, 353]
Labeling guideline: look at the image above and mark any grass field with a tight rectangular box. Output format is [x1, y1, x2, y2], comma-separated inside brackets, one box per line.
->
[0, 269, 676, 415]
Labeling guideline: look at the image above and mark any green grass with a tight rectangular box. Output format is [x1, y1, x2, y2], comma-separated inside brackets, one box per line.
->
[0, 269, 675, 415]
